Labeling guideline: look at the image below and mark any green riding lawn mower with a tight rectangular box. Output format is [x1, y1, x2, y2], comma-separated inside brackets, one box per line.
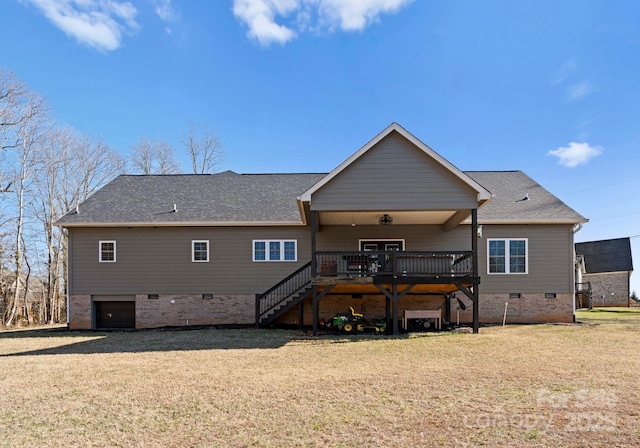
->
[324, 307, 387, 334]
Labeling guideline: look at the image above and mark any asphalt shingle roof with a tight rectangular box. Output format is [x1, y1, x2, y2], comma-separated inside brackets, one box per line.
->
[466, 171, 587, 223]
[575, 238, 634, 273]
[55, 170, 586, 226]
[56, 171, 326, 225]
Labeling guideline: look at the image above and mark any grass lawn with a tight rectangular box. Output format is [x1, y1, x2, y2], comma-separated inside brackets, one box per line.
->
[1, 309, 639, 447]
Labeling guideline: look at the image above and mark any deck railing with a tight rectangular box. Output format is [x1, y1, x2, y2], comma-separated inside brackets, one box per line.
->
[315, 251, 474, 278]
[256, 261, 312, 322]
[575, 281, 593, 309]
[576, 282, 592, 294]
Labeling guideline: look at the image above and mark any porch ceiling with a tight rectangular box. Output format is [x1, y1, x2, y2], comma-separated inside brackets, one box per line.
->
[318, 210, 458, 226]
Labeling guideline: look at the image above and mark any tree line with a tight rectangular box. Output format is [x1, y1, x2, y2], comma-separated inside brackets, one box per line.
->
[0, 69, 223, 327]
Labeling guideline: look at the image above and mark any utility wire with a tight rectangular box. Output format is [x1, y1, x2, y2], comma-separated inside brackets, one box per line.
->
[588, 211, 640, 223]
[562, 176, 640, 197]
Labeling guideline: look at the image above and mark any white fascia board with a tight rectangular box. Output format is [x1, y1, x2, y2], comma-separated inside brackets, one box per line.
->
[462, 218, 590, 225]
[55, 221, 307, 228]
[299, 122, 493, 203]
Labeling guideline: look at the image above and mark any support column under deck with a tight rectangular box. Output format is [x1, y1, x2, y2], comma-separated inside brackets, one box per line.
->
[312, 285, 318, 336]
[385, 296, 391, 328]
[392, 284, 399, 335]
[312, 285, 334, 336]
[472, 208, 479, 334]
[311, 210, 318, 335]
[298, 302, 304, 330]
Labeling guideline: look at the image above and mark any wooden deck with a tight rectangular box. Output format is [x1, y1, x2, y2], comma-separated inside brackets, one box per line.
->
[314, 281, 472, 294]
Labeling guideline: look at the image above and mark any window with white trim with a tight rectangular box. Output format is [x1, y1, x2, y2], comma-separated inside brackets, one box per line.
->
[488, 238, 528, 274]
[99, 240, 116, 263]
[192, 240, 209, 262]
[253, 240, 297, 262]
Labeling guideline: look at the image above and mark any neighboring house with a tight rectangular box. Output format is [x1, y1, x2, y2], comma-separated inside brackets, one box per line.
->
[575, 238, 633, 307]
[55, 123, 588, 333]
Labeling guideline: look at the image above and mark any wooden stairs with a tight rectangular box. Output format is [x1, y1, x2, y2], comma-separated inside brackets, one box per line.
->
[256, 262, 312, 328]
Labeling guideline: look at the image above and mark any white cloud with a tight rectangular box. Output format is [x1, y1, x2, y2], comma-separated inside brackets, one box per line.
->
[548, 142, 602, 168]
[232, 0, 414, 46]
[24, 0, 139, 51]
[153, 0, 177, 22]
[152, 0, 178, 35]
[233, 0, 298, 45]
[567, 80, 592, 101]
[317, 0, 413, 31]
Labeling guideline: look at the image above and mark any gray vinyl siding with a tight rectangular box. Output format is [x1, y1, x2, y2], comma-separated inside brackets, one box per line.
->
[69, 227, 311, 295]
[311, 132, 478, 211]
[68, 223, 575, 297]
[317, 225, 473, 251]
[479, 224, 575, 294]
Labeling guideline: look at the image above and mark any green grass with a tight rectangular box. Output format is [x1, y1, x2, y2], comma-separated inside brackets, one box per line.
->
[576, 306, 640, 322]
[1, 317, 639, 447]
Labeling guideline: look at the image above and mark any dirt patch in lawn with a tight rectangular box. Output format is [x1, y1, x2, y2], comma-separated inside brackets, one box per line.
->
[1, 317, 639, 447]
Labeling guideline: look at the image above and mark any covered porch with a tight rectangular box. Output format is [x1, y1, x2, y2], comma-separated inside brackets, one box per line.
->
[308, 209, 481, 335]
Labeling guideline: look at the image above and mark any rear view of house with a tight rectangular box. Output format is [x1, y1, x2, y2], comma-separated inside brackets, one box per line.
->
[55, 123, 587, 333]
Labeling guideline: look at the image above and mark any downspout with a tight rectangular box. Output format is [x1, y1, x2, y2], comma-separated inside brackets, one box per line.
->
[66, 229, 71, 327]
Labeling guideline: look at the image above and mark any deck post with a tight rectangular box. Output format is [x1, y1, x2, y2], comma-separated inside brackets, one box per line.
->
[298, 302, 304, 330]
[472, 208, 479, 334]
[312, 285, 319, 336]
[310, 210, 317, 278]
[385, 296, 391, 327]
[255, 294, 261, 329]
[311, 210, 318, 335]
[392, 283, 399, 335]
[445, 293, 451, 325]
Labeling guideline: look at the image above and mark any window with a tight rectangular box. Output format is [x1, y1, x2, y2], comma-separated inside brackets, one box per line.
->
[488, 238, 528, 274]
[99, 240, 116, 262]
[253, 240, 297, 262]
[192, 240, 209, 262]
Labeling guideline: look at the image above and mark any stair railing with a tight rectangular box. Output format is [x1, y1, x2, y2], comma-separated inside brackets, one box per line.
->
[255, 261, 312, 326]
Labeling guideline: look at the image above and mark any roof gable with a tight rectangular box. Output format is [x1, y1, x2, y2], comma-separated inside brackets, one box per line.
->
[299, 123, 492, 204]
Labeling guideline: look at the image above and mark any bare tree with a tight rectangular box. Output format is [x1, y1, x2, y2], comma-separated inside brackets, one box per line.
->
[19, 126, 125, 325]
[0, 70, 125, 327]
[0, 70, 33, 151]
[130, 138, 181, 174]
[3, 91, 49, 326]
[30, 127, 70, 323]
[182, 123, 224, 174]
[156, 141, 181, 175]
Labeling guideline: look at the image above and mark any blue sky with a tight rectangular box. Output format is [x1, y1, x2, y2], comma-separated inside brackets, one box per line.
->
[2, 0, 640, 294]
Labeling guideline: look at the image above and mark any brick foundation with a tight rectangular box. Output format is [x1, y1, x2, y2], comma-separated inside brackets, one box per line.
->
[68, 295, 92, 329]
[136, 294, 254, 328]
[70, 290, 575, 330]
[69, 294, 254, 330]
[456, 293, 574, 324]
[275, 292, 575, 327]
